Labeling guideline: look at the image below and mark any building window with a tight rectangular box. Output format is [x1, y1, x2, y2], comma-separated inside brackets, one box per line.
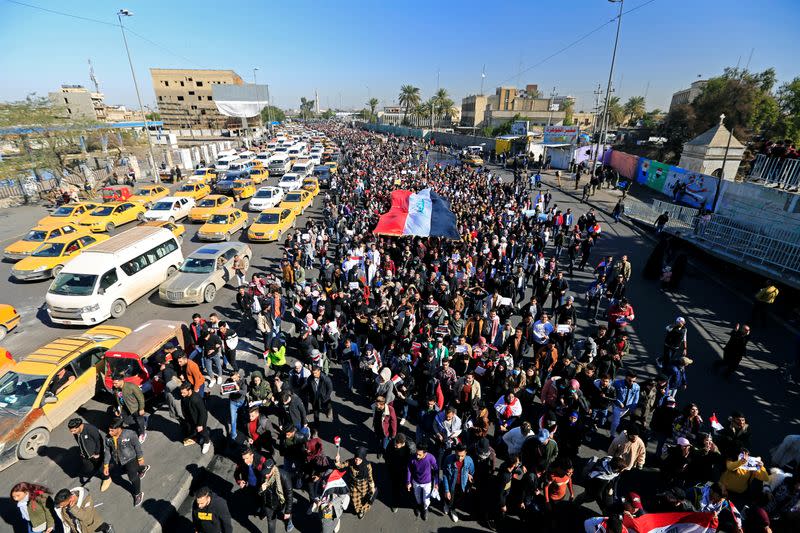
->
[158, 96, 163, 101]
[164, 81, 169, 87]
[177, 96, 184, 101]
[208, 96, 213, 101]
[191, 105, 198, 110]
[200, 109, 206, 115]
[188, 91, 195, 95]
[180, 81, 184, 87]
[196, 81, 203, 87]
[187, 77, 193, 81]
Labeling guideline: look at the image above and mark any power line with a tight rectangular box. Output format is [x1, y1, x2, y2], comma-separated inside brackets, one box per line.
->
[490, 0, 658, 89]
[4, 0, 202, 67]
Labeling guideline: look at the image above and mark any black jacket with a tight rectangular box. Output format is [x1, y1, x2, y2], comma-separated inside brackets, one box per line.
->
[181, 391, 208, 428]
[74, 423, 104, 458]
[192, 495, 232, 533]
[303, 373, 333, 406]
[280, 394, 307, 428]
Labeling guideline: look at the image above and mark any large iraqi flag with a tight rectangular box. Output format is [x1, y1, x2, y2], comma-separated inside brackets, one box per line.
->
[374, 188, 459, 239]
[623, 512, 718, 532]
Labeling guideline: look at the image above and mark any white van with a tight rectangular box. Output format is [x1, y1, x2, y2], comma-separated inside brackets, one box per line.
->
[268, 154, 291, 176]
[215, 154, 238, 171]
[45, 226, 183, 325]
[287, 143, 305, 159]
[291, 159, 314, 178]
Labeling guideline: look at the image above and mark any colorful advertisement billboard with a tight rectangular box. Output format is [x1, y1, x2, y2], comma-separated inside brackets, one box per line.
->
[543, 125, 580, 144]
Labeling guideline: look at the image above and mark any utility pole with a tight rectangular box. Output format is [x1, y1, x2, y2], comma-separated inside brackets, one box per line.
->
[590, 0, 624, 177]
[547, 86, 557, 128]
[117, 9, 159, 182]
[253, 68, 261, 133]
[591, 83, 602, 140]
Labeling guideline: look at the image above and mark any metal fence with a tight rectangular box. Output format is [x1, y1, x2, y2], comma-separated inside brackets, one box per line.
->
[748, 154, 800, 190]
[0, 166, 131, 201]
[625, 197, 800, 285]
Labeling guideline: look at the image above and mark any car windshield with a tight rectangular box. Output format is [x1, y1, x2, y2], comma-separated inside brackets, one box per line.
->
[198, 199, 218, 207]
[180, 184, 196, 192]
[282, 176, 298, 183]
[285, 193, 302, 202]
[151, 201, 174, 211]
[49, 273, 97, 296]
[233, 181, 249, 187]
[33, 242, 66, 257]
[91, 207, 114, 216]
[180, 257, 215, 273]
[52, 206, 74, 216]
[0, 371, 47, 414]
[193, 170, 206, 176]
[106, 357, 142, 379]
[135, 189, 153, 195]
[255, 189, 274, 198]
[24, 230, 49, 241]
[210, 214, 229, 224]
[256, 213, 280, 224]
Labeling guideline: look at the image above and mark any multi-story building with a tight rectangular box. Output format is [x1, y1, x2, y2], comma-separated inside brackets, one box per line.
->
[460, 84, 568, 130]
[150, 68, 244, 129]
[48, 85, 105, 121]
[669, 79, 708, 111]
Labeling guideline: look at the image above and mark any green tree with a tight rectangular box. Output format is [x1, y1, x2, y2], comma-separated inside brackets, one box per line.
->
[432, 88, 454, 127]
[623, 96, 646, 125]
[777, 77, 800, 143]
[320, 109, 336, 120]
[398, 85, 421, 125]
[602, 96, 625, 127]
[367, 97, 379, 122]
[491, 114, 522, 137]
[299, 97, 315, 120]
[640, 108, 663, 129]
[145, 112, 161, 121]
[560, 99, 574, 126]
[259, 105, 286, 124]
[659, 103, 696, 154]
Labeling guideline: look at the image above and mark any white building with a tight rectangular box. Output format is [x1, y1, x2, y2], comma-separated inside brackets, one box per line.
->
[679, 114, 744, 179]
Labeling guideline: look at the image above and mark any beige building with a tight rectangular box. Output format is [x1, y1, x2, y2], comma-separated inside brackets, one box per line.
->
[460, 84, 567, 130]
[48, 85, 105, 121]
[669, 79, 708, 111]
[573, 112, 597, 130]
[150, 68, 244, 129]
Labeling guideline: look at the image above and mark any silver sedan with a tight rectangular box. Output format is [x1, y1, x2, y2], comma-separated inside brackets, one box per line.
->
[158, 242, 252, 304]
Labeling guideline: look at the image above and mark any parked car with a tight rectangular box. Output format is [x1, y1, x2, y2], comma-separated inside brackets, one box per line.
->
[3, 223, 85, 261]
[138, 220, 186, 243]
[197, 208, 249, 241]
[100, 185, 133, 203]
[190, 167, 217, 184]
[247, 208, 296, 242]
[188, 195, 234, 223]
[11, 233, 109, 281]
[159, 242, 252, 304]
[175, 182, 211, 201]
[302, 177, 320, 197]
[0, 304, 20, 343]
[37, 202, 100, 227]
[0, 325, 131, 470]
[143, 196, 195, 222]
[79, 202, 146, 233]
[129, 185, 169, 207]
[278, 173, 303, 191]
[248, 168, 269, 185]
[248, 186, 284, 212]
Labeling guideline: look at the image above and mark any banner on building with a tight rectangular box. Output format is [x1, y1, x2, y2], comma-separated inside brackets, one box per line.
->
[212, 84, 269, 118]
[543, 125, 580, 144]
[663, 167, 718, 210]
[609, 150, 639, 179]
[510, 121, 529, 136]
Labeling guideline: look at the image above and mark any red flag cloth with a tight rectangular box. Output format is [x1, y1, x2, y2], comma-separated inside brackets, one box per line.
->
[374, 190, 412, 236]
[623, 512, 718, 532]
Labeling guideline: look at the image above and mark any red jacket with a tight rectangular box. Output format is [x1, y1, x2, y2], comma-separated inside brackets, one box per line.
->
[373, 404, 397, 439]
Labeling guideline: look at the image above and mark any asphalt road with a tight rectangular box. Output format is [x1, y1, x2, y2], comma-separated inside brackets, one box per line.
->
[1, 155, 796, 533]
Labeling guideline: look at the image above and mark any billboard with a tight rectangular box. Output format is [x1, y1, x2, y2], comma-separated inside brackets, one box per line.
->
[510, 120, 529, 135]
[212, 83, 270, 118]
[663, 167, 718, 210]
[543, 125, 580, 144]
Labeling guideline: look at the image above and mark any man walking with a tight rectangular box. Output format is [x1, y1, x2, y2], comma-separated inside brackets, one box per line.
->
[407, 442, 439, 521]
[201, 329, 224, 388]
[441, 443, 475, 523]
[102, 418, 150, 506]
[111, 374, 147, 443]
[192, 486, 233, 533]
[610, 370, 640, 436]
[68, 418, 104, 485]
[304, 365, 333, 425]
[180, 382, 211, 454]
[54, 486, 114, 533]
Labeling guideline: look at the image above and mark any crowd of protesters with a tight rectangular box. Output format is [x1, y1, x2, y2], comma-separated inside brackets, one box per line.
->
[11, 124, 800, 533]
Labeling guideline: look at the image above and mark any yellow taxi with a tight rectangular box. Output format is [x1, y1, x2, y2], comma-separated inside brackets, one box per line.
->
[79, 201, 146, 233]
[139, 220, 186, 242]
[279, 189, 313, 217]
[189, 167, 217, 184]
[3, 223, 84, 261]
[36, 202, 100, 227]
[11, 233, 109, 281]
[0, 325, 130, 468]
[129, 184, 169, 207]
[197, 208, 249, 242]
[324, 162, 338, 174]
[247, 207, 296, 242]
[249, 168, 269, 185]
[302, 177, 320, 197]
[0, 304, 20, 343]
[175, 181, 211, 201]
[231, 178, 256, 200]
[463, 154, 484, 166]
[188, 195, 234, 223]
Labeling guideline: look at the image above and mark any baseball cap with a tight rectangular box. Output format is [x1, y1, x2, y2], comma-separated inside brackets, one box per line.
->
[537, 428, 550, 443]
[677, 437, 691, 447]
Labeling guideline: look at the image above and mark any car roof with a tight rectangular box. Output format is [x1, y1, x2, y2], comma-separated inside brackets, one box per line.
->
[31, 222, 76, 230]
[259, 207, 285, 214]
[38, 233, 97, 244]
[14, 326, 130, 373]
[152, 196, 182, 203]
[192, 243, 238, 255]
[109, 320, 184, 354]
[200, 194, 228, 201]
[212, 208, 239, 215]
[257, 186, 280, 191]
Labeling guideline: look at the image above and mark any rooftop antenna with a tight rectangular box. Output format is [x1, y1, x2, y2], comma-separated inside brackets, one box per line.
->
[88, 59, 100, 93]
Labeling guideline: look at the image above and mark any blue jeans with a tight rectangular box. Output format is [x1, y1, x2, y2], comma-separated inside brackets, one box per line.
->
[229, 399, 245, 439]
[342, 361, 355, 391]
[202, 353, 223, 380]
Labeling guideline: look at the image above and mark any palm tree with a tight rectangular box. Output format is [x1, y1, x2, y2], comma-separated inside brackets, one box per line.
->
[299, 97, 315, 120]
[623, 96, 646, 125]
[367, 98, 379, 122]
[398, 85, 421, 124]
[602, 96, 625, 127]
[560, 99, 575, 125]
[432, 88, 454, 127]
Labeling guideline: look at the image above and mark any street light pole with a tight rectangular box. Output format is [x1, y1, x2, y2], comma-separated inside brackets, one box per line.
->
[590, 0, 624, 177]
[265, 84, 273, 135]
[117, 9, 159, 183]
[253, 68, 261, 135]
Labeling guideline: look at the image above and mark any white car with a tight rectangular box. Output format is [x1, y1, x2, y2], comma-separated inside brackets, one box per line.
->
[308, 153, 322, 165]
[248, 186, 285, 211]
[143, 196, 195, 222]
[278, 173, 303, 191]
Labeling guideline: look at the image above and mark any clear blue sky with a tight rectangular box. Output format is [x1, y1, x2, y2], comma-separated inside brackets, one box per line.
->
[1, 0, 799, 113]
